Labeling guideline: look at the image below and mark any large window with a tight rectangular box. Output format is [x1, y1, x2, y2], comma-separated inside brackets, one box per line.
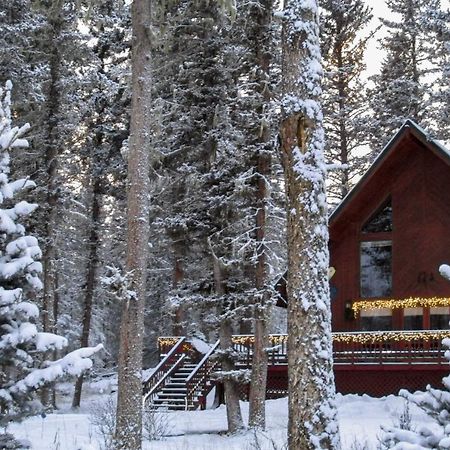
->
[360, 241, 392, 298]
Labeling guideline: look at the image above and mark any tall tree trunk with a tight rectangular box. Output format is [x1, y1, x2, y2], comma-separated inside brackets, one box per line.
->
[212, 250, 244, 434]
[172, 241, 185, 336]
[336, 46, 349, 199]
[41, 0, 63, 410]
[248, 0, 273, 428]
[72, 177, 101, 408]
[42, 0, 63, 336]
[280, 1, 341, 449]
[248, 153, 270, 429]
[114, 0, 151, 448]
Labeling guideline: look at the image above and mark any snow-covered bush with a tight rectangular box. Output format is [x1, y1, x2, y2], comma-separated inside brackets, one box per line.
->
[89, 396, 116, 450]
[0, 81, 102, 444]
[381, 339, 450, 449]
[142, 405, 172, 441]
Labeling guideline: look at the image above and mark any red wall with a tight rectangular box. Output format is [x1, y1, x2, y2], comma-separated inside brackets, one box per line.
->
[265, 365, 447, 397]
[329, 132, 450, 331]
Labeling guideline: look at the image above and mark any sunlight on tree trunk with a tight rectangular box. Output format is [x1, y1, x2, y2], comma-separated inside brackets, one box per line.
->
[114, 1, 152, 449]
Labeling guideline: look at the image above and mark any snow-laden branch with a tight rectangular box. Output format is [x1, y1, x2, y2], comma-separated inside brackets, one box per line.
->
[8, 344, 103, 395]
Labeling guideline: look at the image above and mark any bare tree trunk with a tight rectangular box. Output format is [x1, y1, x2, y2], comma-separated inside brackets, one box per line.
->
[41, 0, 63, 410]
[72, 178, 101, 408]
[280, 1, 341, 449]
[212, 251, 244, 434]
[219, 318, 244, 434]
[336, 48, 349, 199]
[248, 0, 273, 428]
[114, 1, 152, 448]
[248, 154, 270, 429]
[172, 242, 185, 336]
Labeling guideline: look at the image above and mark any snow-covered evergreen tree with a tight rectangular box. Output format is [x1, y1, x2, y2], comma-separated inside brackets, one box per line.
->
[381, 337, 450, 448]
[422, 1, 450, 141]
[367, 0, 447, 153]
[320, 0, 374, 204]
[0, 82, 101, 447]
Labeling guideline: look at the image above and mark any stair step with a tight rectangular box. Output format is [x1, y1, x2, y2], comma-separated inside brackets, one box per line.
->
[152, 404, 197, 411]
[158, 394, 186, 399]
[153, 399, 190, 406]
[162, 386, 187, 391]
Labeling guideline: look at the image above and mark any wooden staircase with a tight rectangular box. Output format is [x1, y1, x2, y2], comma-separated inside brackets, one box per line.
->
[143, 337, 220, 411]
[150, 361, 197, 410]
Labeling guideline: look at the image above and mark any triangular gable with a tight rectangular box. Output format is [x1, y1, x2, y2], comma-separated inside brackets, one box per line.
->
[330, 120, 450, 226]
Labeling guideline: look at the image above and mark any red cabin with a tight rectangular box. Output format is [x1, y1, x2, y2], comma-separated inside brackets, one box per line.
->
[329, 120, 450, 395]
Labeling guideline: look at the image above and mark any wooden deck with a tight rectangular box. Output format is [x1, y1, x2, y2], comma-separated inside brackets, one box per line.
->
[155, 330, 450, 399]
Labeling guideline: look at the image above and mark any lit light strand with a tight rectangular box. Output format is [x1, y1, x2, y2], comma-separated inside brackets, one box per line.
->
[333, 330, 450, 344]
[158, 337, 180, 348]
[352, 297, 450, 316]
[158, 330, 450, 348]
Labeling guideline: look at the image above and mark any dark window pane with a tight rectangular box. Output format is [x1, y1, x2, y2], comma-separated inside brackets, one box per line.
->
[362, 199, 392, 233]
[403, 308, 423, 330]
[360, 241, 392, 298]
[430, 307, 450, 329]
[361, 310, 392, 331]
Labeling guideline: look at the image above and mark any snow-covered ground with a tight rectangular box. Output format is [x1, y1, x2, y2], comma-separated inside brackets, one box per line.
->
[7, 381, 437, 450]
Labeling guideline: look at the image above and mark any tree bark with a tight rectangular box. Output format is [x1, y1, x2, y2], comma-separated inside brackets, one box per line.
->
[280, 1, 341, 448]
[114, 1, 152, 448]
[212, 250, 244, 434]
[72, 177, 101, 408]
[248, 152, 270, 429]
[247, 0, 273, 428]
[41, 0, 64, 410]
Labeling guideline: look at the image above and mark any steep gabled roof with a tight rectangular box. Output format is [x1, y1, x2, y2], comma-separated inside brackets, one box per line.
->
[329, 120, 450, 225]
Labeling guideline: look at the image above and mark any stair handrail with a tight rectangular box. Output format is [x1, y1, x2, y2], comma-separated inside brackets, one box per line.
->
[143, 336, 186, 399]
[143, 354, 186, 404]
[185, 339, 220, 410]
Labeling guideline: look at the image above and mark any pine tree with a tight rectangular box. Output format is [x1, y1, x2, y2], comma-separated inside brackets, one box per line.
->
[320, 0, 374, 203]
[0, 82, 101, 448]
[381, 340, 450, 448]
[422, 1, 450, 141]
[71, 0, 130, 409]
[367, 0, 444, 153]
[278, 0, 341, 447]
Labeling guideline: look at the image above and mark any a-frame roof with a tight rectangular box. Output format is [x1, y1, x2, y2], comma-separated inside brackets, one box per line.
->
[329, 120, 450, 226]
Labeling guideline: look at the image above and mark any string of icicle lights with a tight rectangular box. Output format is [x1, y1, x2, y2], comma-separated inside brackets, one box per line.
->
[159, 332, 450, 347]
[352, 297, 450, 316]
[333, 330, 450, 344]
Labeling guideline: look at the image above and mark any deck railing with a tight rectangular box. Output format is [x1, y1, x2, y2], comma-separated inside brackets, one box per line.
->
[185, 340, 221, 410]
[157, 330, 450, 367]
[332, 330, 450, 365]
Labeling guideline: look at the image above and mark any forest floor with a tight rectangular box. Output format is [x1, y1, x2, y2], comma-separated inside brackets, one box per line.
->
[8, 377, 438, 450]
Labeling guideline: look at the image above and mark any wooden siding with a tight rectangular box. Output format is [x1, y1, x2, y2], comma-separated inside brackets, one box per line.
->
[330, 130, 450, 331]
